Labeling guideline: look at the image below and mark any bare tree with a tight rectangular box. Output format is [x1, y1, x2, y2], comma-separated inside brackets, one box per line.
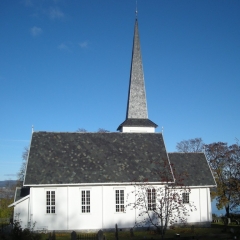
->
[97, 128, 110, 133]
[76, 128, 110, 133]
[76, 128, 87, 133]
[176, 138, 204, 153]
[126, 161, 196, 239]
[17, 147, 29, 186]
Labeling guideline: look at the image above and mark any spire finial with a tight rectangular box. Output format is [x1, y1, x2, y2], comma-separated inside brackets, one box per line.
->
[135, 0, 138, 19]
[32, 125, 34, 134]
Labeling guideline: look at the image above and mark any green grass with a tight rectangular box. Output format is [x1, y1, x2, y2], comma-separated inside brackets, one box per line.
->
[37, 224, 240, 240]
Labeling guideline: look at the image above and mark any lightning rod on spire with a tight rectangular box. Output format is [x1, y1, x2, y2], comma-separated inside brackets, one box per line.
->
[135, 0, 138, 19]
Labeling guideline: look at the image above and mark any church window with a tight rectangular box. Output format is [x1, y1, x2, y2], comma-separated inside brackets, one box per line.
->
[147, 188, 156, 210]
[46, 190, 55, 214]
[182, 192, 189, 204]
[81, 190, 90, 213]
[115, 190, 124, 212]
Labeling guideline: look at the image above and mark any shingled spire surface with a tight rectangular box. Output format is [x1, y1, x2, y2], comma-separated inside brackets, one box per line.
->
[126, 19, 147, 119]
[117, 18, 157, 131]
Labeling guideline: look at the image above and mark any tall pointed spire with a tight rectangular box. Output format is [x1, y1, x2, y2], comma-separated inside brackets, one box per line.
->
[117, 17, 157, 132]
[126, 18, 147, 119]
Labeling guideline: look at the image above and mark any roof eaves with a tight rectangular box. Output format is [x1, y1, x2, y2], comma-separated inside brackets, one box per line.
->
[24, 181, 174, 187]
[203, 151, 217, 186]
[117, 119, 158, 130]
[8, 195, 29, 208]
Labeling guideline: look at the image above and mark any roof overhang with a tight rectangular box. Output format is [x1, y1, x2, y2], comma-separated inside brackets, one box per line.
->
[23, 183, 216, 188]
[117, 118, 158, 131]
[8, 195, 29, 208]
[24, 181, 175, 187]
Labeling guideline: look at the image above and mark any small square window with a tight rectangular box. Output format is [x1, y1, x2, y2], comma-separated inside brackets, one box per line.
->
[182, 192, 189, 204]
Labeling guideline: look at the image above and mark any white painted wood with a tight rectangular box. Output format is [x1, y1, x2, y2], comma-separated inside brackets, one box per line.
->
[122, 126, 155, 133]
[13, 197, 29, 229]
[13, 185, 213, 230]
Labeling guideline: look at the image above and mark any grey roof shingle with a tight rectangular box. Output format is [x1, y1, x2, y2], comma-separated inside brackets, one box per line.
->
[126, 19, 148, 119]
[24, 132, 172, 185]
[168, 152, 216, 186]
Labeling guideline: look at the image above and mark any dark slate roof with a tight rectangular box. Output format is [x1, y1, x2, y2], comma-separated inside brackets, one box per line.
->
[24, 132, 172, 185]
[14, 187, 30, 202]
[117, 118, 158, 131]
[168, 153, 216, 186]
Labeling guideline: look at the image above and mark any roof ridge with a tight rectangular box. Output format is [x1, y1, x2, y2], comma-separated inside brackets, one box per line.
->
[35, 131, 162, 134]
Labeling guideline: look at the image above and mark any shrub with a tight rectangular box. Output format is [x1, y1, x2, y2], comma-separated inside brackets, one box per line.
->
[10, 219, 41, 240]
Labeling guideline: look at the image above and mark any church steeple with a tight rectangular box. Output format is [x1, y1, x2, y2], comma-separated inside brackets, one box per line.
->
[126, 19, 148, 119]
[117, 18, 157, 132]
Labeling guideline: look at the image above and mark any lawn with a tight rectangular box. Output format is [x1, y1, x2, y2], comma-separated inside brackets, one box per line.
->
[37, 224, 240, 240]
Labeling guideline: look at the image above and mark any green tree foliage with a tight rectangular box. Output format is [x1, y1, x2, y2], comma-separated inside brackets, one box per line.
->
[205, 141, 240, 217]
[176, 138, 240, 217]
[0, 181, 15, 219]
[0, 198, 13, 218]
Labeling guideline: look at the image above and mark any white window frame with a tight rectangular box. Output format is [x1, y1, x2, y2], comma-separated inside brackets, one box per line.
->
[115, 189, 125, 213]
[46, 190, 56, 214]
[182, 192, 190, 204]
[81, 190, 91, 213]
[147, 188, 156, 210]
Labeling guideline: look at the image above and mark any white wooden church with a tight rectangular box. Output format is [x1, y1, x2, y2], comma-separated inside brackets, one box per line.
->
[10, 17, 216, 231]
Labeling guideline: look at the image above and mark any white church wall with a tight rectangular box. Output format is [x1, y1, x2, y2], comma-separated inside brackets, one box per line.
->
[179, 188, 212, 226]
[68, 185, 137, 230]
[126, 186, 212, 228]
[187, 188, 201, 223]
[13, 197, 29, 229]
[128, 187, 212, 227]
[18, 185, 212, 231]
[28, 185, 137, 231]
[68, 186, 103, 230]
[102, 185, 136, 229]
[122, 127, 155, 133]
[196, 188, 212, 224]
[199, 188, 212, 222]
[30, 187, 68, 231]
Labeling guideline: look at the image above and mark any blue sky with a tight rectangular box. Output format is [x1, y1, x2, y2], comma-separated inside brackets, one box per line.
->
[0, 0, 240, 191]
